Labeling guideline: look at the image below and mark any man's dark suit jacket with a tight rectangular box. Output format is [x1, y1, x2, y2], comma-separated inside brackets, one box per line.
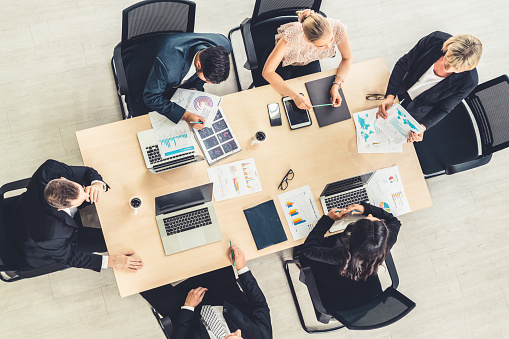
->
[299, 202, 401, 310]
[173, 271, 272, 339]
[12, 160, 107, 272]
[123, 33, 231, 122]
[386, 31, 478, 129]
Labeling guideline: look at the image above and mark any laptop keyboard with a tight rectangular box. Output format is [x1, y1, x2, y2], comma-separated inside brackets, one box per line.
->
[323, 176, 363, 196]
[325, 187, 369, 211]
[163, 208, 212, 236]
[146, 145, 193, 166]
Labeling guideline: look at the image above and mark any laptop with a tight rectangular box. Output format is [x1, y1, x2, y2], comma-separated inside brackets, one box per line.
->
[319, 171, 375, 232]
[137, 129, 204, 174]
[155, 183, 222, 255]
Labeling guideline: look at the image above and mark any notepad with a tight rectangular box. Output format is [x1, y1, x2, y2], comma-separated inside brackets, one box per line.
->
[243, 200, 287, 250]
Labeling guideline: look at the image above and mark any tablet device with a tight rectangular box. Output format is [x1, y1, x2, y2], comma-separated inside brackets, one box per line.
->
[282, 95, 312, 130]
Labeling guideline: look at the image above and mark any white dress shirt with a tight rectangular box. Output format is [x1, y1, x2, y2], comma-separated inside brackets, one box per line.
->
[179, 52, 199, 86]
[407, 64, 445, 100]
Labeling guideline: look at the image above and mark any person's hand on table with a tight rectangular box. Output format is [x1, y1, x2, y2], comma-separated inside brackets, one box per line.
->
[182, 111, 205, 130]
[108, 250, 144, 272]
[376, 95, 394, 119]
[330, 84, 342, 107]
[85, 182, 104, 203]
[184, 287, 208, 308]
[228, 245, 246, 270]
[292, 93, 312, 110]
[327, 209, 348, 221]
[407, 124, 426, 143]
[345, 204, 365, 215]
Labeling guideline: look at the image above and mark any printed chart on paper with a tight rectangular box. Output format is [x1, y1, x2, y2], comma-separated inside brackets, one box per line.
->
[278, 185, 320, 241]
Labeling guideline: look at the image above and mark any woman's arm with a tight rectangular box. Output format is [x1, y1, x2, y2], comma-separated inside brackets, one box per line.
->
[330, 33, 353, 107]
[262, 38, 312, 110]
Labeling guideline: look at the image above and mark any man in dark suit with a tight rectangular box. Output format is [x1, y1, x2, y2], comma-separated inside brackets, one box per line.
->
[12, 159, 144, 273]
[377, 31, 482, 142]
[123, 33, 231, 128]
[141, 245, 272, 339]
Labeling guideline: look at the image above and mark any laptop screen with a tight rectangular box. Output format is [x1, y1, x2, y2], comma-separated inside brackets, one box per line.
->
[155, 183, 213, 215]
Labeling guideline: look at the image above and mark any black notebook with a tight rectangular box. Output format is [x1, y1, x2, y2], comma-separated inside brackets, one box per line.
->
[243, 200, 287, 250]
[305, 75, 351, 127]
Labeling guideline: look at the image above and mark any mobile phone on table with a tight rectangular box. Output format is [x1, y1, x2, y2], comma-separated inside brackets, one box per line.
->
[282, 94, 312, 130]
[267, 103, 282, 126]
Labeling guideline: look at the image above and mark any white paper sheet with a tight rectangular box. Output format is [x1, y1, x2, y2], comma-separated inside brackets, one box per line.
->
[207, 158, 262, 202]
[278, 185, 320, 241]
[375, 103, 424, 144]
[353, 108, 403, 153]
[170, 88, 222, 126]
[149, 112, 195, 158]
[366, 165, 411, 217]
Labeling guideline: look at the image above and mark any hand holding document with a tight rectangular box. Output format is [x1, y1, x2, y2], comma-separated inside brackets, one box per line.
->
[353, 108, 403, 153]
[170, 88, 222, 126]
[375, 104, 424, 144]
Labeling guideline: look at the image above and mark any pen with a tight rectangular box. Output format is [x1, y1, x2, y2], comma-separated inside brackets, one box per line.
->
[190, 121, 203, 124]
[312, 103, 333, 108]
[230, 240, 235, 267]
[372, 142, 380, 145]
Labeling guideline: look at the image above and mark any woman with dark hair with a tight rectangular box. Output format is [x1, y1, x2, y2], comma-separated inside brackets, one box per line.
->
[299, 202, 401, 310]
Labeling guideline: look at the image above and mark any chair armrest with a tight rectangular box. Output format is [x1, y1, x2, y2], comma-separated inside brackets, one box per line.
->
[385, 252, 399, 289]
[112, 43, 129, 95]
[301, 266, 332, 324]
[17, 262, 68, 278]
[240, 18, 258, 70]
[160, 315, 174, 338]
[445, 153, 492, 175]
[0, 178, 30, 197]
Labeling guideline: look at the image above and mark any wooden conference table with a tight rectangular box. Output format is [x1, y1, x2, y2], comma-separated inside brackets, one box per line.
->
[76, 57, 432, 297]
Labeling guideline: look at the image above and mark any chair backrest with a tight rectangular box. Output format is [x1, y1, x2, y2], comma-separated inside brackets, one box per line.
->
[121, 0, 196, 49]
[465, 74, 509, 156]
[331, 287, 416, 330]
[250, 0, 322, 25]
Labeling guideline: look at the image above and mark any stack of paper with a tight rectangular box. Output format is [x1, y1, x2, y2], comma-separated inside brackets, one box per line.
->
[353, 108, 403, 153]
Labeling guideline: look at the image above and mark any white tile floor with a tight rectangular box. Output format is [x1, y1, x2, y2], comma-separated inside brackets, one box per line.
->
[1, 0, 509, 337]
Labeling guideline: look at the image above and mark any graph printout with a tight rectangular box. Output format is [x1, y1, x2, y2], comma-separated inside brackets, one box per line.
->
[278, 185, 320, 241]
[353, 108, 403, 153]
[375, 104, 424, 144]
[207, 158, 262, 202]
[149, 112, 195, 158]
[366, 165, 411, 217]
[170, 88, 222, 126]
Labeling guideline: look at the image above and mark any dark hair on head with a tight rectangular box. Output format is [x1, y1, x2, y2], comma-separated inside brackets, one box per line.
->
[44, 179, 80, 209]
[339, 218, 389, 281]
[198, 46, 230, 84]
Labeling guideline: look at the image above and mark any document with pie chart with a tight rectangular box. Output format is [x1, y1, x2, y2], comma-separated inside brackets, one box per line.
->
[366, 165, 411, 217]
[170, 88, 221, 126]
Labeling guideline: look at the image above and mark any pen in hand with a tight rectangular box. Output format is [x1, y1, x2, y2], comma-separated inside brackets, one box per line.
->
[190, 121, 203, 124]
[312, 103, 333, 108]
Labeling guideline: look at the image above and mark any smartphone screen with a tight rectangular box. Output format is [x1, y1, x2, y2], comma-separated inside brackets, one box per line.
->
[283, 98, 311, 127]
[267, 103, 282, 126]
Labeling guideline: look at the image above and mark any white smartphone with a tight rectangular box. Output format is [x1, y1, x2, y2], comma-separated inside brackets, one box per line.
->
[282, 95, 312, 130]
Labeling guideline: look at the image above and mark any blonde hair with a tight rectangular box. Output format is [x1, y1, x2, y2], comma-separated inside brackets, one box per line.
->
[442, 34, 482, 72]
[296, 9, 331, 42]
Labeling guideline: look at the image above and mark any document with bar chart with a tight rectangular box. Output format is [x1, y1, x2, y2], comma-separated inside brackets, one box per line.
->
[278, 185, 320, 241]
[148, 112, 196, 158]
[207, 158, 262, 202]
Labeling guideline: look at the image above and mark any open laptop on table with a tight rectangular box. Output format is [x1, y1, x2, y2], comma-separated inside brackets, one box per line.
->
[155, 183, 222, 255]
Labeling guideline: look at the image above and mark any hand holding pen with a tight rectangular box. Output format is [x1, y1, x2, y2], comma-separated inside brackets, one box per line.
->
[228, 243, 246, 270]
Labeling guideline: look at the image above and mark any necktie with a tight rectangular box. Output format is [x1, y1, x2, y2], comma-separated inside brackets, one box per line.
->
[200, 305, 227, 339]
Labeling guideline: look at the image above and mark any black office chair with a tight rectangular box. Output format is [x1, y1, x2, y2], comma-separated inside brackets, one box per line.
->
[0, 178, 68, 282]
[283, 252, 415, 333]
[414, 74, 509, 178]
[151, 306, 174, 339]
[228, 0, 322, 91]
[111, 0, 196, 119]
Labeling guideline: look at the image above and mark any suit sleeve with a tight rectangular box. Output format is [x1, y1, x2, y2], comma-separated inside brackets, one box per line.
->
[361, 202, 401, 250]
[386, 32, 438, 97]
[68, 164, 108, 190]
[300, 215, 344, 266]
[239, 271, 272, 337]
[36, 239, 103, 272]
[419, 74, 477, 129]
[143, 57, 187, 124]
[172, 309, 195, 339]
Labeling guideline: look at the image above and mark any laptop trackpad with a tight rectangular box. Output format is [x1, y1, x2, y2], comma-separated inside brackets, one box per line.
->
[330, 215, 362, 233]
[177, 228, 207, 250]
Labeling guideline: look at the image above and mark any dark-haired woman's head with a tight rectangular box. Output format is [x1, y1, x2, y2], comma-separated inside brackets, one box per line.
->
[339, 215, 389, 281]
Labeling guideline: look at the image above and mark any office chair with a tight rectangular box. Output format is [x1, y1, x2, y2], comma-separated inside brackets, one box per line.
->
[283, 252, 415, 333]
[151, 306, 174, 339]
[228, 0, 322, 91]
[0, 178, 68, 282]
[414, 74, 509, 178]
[111, 0, 196, 119]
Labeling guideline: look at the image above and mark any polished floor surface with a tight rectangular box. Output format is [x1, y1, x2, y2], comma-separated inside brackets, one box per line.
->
[1, 0, 509, 338]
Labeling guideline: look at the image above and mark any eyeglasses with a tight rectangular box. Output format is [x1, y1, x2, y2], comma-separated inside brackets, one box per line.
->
[278, 169, 294, 191]
[366, 93, 385, 101]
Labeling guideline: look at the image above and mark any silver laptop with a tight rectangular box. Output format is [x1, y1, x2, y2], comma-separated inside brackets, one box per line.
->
[137, 129, 204, 174]
[319, 171, 375, 232]
[155, 183, 222, 255]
